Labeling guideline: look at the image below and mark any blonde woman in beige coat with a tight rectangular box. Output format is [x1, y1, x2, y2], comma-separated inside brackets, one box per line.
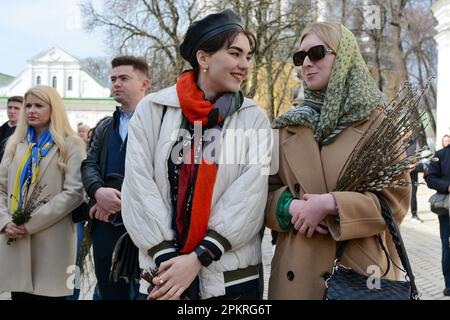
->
[0, 86, 85, 300]
[266, 22, 411, 299]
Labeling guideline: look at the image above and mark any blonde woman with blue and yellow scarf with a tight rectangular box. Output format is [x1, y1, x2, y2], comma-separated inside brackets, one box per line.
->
[0, 85, 86, 300]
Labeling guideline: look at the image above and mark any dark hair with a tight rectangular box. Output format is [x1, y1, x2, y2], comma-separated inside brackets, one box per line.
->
[7, 96, 23, 104]
[189, 28, 257, 78]
[111, 56, 150, 79]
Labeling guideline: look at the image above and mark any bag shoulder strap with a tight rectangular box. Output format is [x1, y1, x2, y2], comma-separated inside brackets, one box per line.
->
[335, 241, 348, 261]
[377, 194, 419, 299]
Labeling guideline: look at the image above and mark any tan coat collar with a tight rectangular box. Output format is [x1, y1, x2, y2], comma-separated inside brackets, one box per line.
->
[282, 126, 327, 194]
[281, 121, 368, 193]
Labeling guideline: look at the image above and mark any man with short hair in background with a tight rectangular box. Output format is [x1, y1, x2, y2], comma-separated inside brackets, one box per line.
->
[0, 96, 23, 161]
[81, 56, 149, 300]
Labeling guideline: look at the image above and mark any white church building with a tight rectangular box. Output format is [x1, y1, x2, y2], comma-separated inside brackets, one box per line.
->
[0, 47, 116, 129]
[432, 0, 450, 147]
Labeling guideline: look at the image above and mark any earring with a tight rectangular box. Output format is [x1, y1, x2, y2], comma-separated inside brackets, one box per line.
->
[202, 68, 207, 73]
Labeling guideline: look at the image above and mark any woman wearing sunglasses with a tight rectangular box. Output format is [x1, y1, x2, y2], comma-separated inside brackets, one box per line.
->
[265, 22, 410, 299]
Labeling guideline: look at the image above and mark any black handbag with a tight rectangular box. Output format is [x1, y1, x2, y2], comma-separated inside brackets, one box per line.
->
[324, 195, 420, 300]
[71, 199, 90, 223]
[429, 192, 449, 215]
[110, 232, 140, 284]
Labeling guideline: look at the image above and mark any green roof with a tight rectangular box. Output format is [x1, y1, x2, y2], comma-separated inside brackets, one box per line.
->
[0, 73, 14, 87]
[83, 69, 109, 88]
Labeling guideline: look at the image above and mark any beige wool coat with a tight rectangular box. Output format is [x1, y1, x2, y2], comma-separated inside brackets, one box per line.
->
[0, 137, 85, 297]
[265, 107, 411, 299]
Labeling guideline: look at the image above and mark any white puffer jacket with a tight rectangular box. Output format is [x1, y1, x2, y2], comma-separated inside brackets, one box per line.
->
[122, 85, 272, 299]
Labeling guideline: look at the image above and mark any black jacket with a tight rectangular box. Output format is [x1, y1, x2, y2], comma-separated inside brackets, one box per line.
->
[425, 146, 450, 194]
[0, 121, 16, 161]
[81, 107, 121, 199]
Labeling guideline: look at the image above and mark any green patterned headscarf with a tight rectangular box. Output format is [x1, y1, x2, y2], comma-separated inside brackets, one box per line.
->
[272, 24, 385, 145]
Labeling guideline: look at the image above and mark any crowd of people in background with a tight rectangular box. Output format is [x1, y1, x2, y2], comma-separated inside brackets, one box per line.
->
[0, 9, 449, 300]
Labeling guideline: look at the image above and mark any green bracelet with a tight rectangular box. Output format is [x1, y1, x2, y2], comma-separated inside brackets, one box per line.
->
[276, 189, 294, 231]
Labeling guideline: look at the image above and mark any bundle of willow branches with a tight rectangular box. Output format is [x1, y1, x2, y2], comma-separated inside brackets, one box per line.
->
[335, 82, 432, 193]
[7, 184, 50, 245]
[142, 267, 160, 294]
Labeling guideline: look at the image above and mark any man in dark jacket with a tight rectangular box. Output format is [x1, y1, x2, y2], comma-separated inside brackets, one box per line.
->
[406, 137, 423, 222]
[0, 96, 23, 161]
[81, 56, 149, 299]
[425, 136, 450, 297]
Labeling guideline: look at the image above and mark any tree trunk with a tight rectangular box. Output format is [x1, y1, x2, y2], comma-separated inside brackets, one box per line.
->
[391, 23, 408, 86]
[416, 50, 436, 139]
[373, 31, 383, 91]
[341, 0, 347, 24]
[266, 54, 275, 121]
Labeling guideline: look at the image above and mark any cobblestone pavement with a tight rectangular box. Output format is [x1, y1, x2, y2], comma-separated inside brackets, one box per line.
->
[2, 175, 449, 300]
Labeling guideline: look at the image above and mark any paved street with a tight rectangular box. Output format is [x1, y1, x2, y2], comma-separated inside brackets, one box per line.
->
[2, 174, 449, 300]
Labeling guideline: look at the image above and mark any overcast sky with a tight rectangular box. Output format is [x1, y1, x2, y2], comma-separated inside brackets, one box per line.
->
[0, 0, 106, 76]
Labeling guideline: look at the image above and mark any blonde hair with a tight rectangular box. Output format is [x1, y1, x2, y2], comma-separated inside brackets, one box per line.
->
[299, 22, 342, 53]
[4, 85, 85, 171]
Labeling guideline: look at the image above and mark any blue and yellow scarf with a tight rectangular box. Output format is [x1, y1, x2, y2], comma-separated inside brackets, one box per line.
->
[11, 127, 54, 212]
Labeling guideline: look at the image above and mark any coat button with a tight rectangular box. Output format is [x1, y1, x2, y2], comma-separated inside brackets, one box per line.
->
[287, 271, 295, 281]
[294, 183, 300, 193]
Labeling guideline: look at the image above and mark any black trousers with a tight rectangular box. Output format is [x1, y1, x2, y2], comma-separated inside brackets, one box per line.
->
[410, 171, 418, 216]
[11, 292, 67, 300]
[91, 220, 135, 300]
[438, 213, 450, 288]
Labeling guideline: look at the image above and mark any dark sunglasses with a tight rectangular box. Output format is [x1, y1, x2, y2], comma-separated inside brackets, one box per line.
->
[293, 45, 335, 66]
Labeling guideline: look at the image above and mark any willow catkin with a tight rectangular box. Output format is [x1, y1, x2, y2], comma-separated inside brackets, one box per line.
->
[335, 82, 433, 193]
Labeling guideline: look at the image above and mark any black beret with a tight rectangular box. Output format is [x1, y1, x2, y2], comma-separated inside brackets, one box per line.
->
[179, 9, 244, 61]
